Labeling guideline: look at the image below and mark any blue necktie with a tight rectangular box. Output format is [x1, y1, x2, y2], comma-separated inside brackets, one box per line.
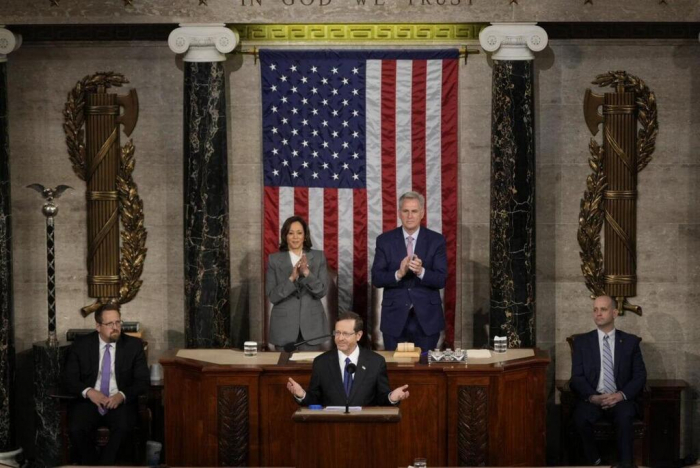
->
[343, 357, 353, 396]
[602, 335, 617, 394]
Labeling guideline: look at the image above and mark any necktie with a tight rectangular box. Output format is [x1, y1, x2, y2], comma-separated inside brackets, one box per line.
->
[407, 236, 414, 258]
[99, 344, 111, 415]
[343, 357, 353, 396]
[602, 335, 616, 394]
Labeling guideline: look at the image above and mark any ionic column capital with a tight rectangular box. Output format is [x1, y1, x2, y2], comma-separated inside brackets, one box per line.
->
[479, 23, 548, 61]
[0, 26, 22, 63]
[168, 24, 238, 63]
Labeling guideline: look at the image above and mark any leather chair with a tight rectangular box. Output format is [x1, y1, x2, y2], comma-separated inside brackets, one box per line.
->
[368, 285, 385, 349]
[559, 334, 650, 466]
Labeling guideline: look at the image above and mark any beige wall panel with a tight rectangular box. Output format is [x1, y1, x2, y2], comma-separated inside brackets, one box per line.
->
[8, 43, 184, 358]
[1, 0, 698, 24]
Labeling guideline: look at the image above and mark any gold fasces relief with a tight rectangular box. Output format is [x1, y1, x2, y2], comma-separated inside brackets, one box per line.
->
[579, 71, 658, 316]
[63, 72, 147, 317]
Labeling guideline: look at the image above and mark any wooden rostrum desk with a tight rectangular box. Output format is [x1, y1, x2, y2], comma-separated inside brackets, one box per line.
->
[161, 348, 549, 467]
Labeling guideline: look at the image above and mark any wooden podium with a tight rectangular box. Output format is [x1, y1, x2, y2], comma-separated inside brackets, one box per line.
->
[293, 407, 401, 468]
[161, 349, 549, 466]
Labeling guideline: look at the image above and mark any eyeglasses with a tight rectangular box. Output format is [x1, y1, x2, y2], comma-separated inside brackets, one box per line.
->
[332, 331, 357, 338]
[100, 320, 123, 329]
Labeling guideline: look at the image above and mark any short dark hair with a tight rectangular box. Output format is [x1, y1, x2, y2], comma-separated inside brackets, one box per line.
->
[95, 303, 121, 324]
[336, 311, 363, 333]
[279, 216, 313, 252]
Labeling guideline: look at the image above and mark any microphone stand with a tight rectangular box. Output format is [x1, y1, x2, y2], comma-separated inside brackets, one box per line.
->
[344, 363, 356, 414]
[283, 333, 333, 353]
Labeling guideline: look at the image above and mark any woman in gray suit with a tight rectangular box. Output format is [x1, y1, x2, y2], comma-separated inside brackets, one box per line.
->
[266, 216, 330, 350]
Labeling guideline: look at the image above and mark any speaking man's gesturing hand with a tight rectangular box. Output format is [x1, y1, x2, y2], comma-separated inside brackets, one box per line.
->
[287, 377, 306, 399]
[389, 384, 410, 403]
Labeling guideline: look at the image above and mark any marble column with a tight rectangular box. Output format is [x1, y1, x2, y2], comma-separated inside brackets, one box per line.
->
[479, 23, 548, 348]
[169, 25, 238, 348]
[0, 26, 22, 467]
[32, 342, 68, 468]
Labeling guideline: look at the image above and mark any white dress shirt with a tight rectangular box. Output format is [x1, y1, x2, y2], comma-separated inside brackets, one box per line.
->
[289, 250, 302, 269]
[338, 346, 361, 383]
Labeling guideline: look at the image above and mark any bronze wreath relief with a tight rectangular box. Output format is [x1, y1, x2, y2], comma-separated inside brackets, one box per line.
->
[63, 72, 147, 316]
[579, 71, 658, 316]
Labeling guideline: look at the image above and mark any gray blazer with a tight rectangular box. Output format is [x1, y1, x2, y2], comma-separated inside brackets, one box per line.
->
[266, 249, 329, 346]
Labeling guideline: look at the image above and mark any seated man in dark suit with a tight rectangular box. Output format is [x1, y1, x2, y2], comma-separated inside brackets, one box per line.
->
[62, 304, 150, 465]
[286, 311, 409, 406]
[570, 295, 647, 468]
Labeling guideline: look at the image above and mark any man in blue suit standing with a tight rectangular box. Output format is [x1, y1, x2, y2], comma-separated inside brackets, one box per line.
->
[570, 295, 647, 467]
[371, 191, 447, 351]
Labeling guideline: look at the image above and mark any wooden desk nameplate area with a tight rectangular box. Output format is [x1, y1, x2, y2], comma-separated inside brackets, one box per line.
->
[161, 348, 549, 467]
[292, 406, 401, 422]
[293, 407, 401, 468]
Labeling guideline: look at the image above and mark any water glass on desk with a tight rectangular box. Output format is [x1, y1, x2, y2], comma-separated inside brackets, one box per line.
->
[244, 341, 258, 357]
[413, 457, 427, 467]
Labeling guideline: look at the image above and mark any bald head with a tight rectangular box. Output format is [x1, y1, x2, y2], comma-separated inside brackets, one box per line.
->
[592, 295, 618, 332]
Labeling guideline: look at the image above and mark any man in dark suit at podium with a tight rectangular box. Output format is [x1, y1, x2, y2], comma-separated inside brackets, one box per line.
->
[287, 311, 409, 406]
[63, 304, 150, 465]
[570, 295, 647, 467]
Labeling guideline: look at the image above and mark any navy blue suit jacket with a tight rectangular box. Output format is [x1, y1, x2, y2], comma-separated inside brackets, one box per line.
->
[570, 329, 647, 402]
[371, 226, 447, 337]
[300, 347, 393, 407]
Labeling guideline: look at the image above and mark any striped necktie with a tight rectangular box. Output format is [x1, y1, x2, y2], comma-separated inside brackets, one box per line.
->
[602, 335, 617, 394]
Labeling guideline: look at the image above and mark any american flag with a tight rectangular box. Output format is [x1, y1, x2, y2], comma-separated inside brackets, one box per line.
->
[261, 50, 459, 345]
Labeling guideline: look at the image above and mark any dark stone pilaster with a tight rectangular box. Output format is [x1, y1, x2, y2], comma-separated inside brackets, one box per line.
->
[0, 59, 17, 454]
[489, 59, 537, 348]
[480, 24, 548, 349]
[183, 61, 231, 349]
[32, 342, 68, 468]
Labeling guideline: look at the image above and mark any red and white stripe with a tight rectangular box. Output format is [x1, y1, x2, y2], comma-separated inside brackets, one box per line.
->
[264, 57, 459, 345]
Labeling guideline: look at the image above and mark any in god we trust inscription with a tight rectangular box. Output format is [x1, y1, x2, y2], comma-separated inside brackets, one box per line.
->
[239, 0, 472, 6]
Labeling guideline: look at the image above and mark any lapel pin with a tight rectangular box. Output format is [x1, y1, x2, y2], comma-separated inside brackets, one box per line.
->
[362, 366, 366, 370]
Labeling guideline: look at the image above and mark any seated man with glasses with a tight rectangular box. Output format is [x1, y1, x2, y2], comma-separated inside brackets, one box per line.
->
[286, 311, 410, 406]
[62, 304, 150, 465]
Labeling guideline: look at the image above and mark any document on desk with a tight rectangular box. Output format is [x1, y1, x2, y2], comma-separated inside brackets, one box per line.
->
[467, 349, 492, 359]
[325, 406, 362, 412]
[289, 351, 324, 361]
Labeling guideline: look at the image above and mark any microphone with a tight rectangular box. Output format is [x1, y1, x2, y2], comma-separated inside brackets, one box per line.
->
[282, 333, 333, 353]
[344, 363, 357, 414]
